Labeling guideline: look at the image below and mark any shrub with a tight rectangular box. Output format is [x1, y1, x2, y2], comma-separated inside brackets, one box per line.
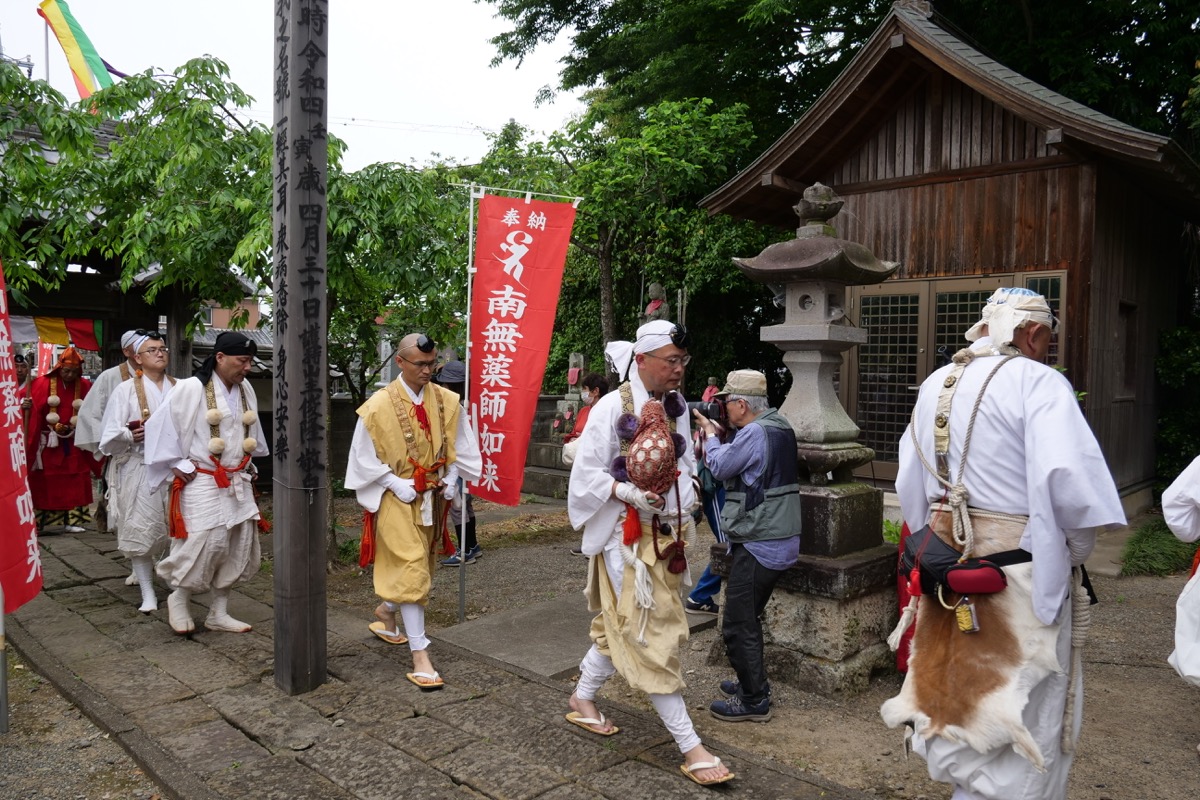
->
[1120, 517, 1200, 577]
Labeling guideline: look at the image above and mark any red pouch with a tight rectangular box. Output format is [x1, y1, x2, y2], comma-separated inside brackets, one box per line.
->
[944, 559, 1007, 594]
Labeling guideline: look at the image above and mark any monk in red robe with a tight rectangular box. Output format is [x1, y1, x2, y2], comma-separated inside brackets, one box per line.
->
[26, 346, 103, 532]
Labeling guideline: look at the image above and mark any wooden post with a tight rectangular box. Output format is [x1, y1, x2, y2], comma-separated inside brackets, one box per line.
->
[271, 0, 329, 695]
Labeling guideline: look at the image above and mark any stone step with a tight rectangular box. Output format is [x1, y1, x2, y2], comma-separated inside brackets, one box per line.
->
[527, 442, 565, 470]
[522, 465, 570, 499]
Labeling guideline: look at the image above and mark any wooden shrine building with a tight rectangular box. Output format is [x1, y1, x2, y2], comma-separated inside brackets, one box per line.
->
[702, 2, 1200, 510]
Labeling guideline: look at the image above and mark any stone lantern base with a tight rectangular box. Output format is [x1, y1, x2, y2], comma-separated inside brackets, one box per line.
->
[709, 513, 899, 695]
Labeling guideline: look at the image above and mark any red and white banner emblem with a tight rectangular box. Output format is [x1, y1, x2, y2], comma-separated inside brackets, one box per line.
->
[469, 194, 576, 506]
[0, 257, 42, 613]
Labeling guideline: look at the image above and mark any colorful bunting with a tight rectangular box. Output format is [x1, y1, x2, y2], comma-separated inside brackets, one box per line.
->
[8, 316, 102, 351]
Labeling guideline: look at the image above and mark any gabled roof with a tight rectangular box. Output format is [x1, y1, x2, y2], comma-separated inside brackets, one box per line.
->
[702, 2, 1200, 227]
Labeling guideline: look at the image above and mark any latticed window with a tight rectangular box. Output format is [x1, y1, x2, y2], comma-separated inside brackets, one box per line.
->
[856, 293, 920, 462]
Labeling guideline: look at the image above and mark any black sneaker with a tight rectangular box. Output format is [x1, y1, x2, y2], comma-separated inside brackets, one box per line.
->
[710, 694, 772, 723]
[719, 679, 772, 700]
[685, 600, 719, 616]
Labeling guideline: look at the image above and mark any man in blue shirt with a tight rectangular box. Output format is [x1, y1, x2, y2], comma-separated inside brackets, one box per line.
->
[692, 369, 801, 722]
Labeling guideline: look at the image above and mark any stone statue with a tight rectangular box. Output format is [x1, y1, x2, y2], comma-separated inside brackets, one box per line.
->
[640, 282, 671, 324]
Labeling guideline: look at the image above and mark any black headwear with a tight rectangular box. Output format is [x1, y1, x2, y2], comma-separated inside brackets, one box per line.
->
[194, 332, 258, 383]
[14, 353, 27, 364]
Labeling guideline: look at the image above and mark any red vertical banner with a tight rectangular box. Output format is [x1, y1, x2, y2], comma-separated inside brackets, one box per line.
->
[37, 342, 55, 375]
[0, 258, 42, 612]
[469, 194, 577, 506]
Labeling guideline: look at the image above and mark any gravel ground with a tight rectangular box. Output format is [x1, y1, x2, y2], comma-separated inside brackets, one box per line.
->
[5, 500, 1199, 799]
[2, 651, 162, 800]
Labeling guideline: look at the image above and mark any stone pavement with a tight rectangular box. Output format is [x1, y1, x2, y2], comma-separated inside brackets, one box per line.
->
[7, 526, 872, 800]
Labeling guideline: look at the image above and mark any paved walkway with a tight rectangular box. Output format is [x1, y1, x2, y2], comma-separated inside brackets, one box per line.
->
[8, 524, 871, 800]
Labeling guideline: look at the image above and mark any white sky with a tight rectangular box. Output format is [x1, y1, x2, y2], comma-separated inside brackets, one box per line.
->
[0, 0, 584, 170]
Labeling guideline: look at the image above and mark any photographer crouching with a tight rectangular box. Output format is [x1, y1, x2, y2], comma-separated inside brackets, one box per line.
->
[691, 369, 801, 723]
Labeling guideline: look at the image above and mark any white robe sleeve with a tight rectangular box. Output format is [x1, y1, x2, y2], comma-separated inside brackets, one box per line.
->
[98, 381, 136, 456]
[75, 366, 120, 453]
[1022, 367, 1125, 624]
[454, 404, 483, 483]
[143, 378, 203, 491]
[344, 419, 393, 514]
[1163, 456, 1200, 543]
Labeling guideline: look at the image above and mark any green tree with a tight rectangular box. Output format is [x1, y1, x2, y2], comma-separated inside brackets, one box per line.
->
[461, 102, 787, 395]
[2, 58, 472, 405]
[486, 0, 1200, 151]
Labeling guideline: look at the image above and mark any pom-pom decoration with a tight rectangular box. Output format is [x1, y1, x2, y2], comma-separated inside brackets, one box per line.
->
[209, 437, 226, 455]
[615, 413, 639, 441]
[242, 410, 258, 427]
[242, 437, 257, 454]
[671, 432, 687, 459]
[47, 395, 61, 408]
[662, 391, 686, 419]
[46, 412, 61, 425]
[69, 415, 79, 427]
[206, 409, 223, 426]
[72, 398, 83, 411]
[610, 456, 629, 483]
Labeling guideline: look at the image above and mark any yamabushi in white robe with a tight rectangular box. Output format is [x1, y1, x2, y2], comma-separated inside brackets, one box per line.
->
[889, 336, 1125, 800]
[143, 376, 268, 593]
[98, 375, 175, 558]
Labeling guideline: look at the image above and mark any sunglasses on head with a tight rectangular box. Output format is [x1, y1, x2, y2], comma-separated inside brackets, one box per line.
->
[669, 324, 691, 349]
[135, 328, 165, 339]
[635, 324, 691, 350]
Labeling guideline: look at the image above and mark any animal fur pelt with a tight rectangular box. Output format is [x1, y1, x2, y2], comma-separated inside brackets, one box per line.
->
[880, 512, 1062, 771]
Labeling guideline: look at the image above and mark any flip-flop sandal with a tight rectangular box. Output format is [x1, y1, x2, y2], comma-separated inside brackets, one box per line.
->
[565, 711, 620, 736]
[680, 757, 735, 786]
[405, 671, 444, 690]
[368, 621, 408, 645]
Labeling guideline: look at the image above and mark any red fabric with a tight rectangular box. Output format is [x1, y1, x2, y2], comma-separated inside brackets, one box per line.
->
[63, 318, 99, 351]
[701, 385, 720, 403]
[412, 403, 431, 437]
[469, 194, 576, 506]
[1189, 543, 1200, 579]
[0, 256, 42, 613]
[407, 456, 446, 493]
[194, 453, 252, 490]
[359, 510, 376, 567]
[567, 367, 581, 385]
[437, 500, 456, 556]
[25, 372, 99, 510]
[562, 404, 592, 444]
[896, 522, 916, 672]
[169, 477, 188, 539]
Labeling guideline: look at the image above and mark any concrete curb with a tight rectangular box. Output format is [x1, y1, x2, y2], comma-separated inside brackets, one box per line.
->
[6, 615, 223, 800]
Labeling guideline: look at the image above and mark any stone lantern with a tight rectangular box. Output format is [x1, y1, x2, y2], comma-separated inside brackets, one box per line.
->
[716, 183, 901, 693]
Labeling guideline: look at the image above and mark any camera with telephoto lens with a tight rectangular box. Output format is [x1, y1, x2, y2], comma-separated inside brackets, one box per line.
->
[687, 400, 726, 425]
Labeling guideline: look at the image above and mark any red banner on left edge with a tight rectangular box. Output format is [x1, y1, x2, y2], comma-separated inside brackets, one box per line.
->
[468, 194, 576, 506]
[0, 257, 43, 613]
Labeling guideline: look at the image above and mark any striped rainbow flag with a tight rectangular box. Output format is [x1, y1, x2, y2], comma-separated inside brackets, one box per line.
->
[36, 0, 122, 99]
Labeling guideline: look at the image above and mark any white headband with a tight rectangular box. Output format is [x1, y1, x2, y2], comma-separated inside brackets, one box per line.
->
[964, 288, 1057, 346]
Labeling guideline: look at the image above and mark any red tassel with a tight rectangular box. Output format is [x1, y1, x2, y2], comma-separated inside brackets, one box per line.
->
[168, 477, 188, 539]
[257, 517, 272, 534]
[437, 500, 456, 556]
[1189, 544, 1200, 579]
[359, 510, 376, 567]
[622, 505, 643, 545]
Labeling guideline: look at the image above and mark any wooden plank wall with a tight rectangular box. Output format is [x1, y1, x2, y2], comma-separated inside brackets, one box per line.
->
[827, 77, 1053, 183]
[830, 167, 1083, 281]
[1086, 166, 1185, 489]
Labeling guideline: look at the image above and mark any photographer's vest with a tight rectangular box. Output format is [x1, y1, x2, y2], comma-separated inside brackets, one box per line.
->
[720, 409, 801, 543]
